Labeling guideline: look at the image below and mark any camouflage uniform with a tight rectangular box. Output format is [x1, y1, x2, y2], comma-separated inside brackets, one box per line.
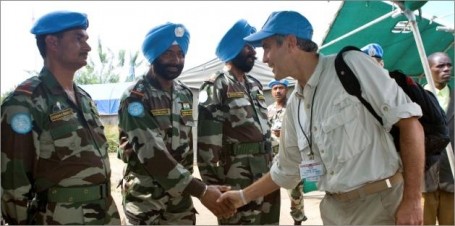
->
[197, 71, 281, 225]
[1, 68, 120, 225]
[118, 75, 205, 225]
[267, 103, 306, 223]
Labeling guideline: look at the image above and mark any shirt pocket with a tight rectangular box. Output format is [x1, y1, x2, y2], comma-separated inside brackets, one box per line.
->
[251, 90, 268, 119]
[48, 115, 85, 160]
[321, 103, 371, 162]
[227, 97, 254, 127]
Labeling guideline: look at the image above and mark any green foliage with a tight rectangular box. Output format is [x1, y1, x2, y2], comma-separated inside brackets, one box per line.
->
[75, 38, 124, 85]
[104, 124, 119, 153]
[0, 90, 12, 104]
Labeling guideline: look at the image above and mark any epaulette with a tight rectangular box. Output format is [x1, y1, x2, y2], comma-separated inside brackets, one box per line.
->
[247, 74, 263, 89]
[129, 79, 146, 98]
[14, 76, 41, 96]
[176, 80, 193, 97]
[205, 71, 225, 84]
[76, 85, 92, 99]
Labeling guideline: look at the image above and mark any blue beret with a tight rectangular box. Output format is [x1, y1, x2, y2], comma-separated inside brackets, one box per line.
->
[268, 79, 289, 88]
[361, 43, 384, 59]
[216, 19, 256, 62]
[31, 11, 88, 35]
[244, 11, 313, 47]
[142, 22, 190, 64]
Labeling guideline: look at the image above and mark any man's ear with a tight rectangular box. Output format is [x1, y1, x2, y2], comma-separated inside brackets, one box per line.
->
[45, 35, 59, 50]
[286, 35, 298, 48]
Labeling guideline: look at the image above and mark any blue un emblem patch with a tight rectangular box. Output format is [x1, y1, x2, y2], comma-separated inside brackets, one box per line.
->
[128, 102, 144, 117]
[11, 112, 32, 134]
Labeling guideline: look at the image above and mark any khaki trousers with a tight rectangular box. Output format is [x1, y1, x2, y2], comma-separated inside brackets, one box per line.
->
[422, 190, 454, 225]
[320, 182, 403, 225]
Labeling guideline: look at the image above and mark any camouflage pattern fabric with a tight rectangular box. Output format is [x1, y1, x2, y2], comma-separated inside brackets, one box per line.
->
[118, 75, 204, 225]
[267, 102, 306, 222]
[197, 71, 280, 225]
[1, 68, 120, 225]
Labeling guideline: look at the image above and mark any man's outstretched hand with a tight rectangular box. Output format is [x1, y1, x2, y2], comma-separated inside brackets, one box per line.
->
[216, 190, 247, 210]
[200, 185, 236, 219]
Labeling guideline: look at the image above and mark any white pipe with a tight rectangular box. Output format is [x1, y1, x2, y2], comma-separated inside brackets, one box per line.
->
[404, 9, 455, 179]
[320, 9, 400, 50]
[404, 9, 437, 94]
[447, 145, 455, 180]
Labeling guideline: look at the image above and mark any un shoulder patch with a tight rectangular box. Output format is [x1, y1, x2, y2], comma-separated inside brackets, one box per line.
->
[199, 90, 208, 103]
[11, 113, 32, 134]
[128, 102, 144, 117]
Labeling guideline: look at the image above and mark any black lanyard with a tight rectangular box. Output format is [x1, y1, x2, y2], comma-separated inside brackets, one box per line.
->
[297, 86, 317, 155]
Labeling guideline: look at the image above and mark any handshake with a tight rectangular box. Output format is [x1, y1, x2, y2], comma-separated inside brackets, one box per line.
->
[199, 185, 250, 219]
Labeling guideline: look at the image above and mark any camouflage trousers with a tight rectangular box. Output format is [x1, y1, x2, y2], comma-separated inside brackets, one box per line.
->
[272, 151, 305, 222]
[219, 153, 281, 225]
[122, 173, 196, 225]
[34, 196, 120, 224]
[287, 182, 306, 222]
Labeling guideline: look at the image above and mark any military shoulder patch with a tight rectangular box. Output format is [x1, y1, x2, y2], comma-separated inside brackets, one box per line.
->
[130, 81, 146, 98]
[128, 101, 144, 117]
[14, 77, 41, 96]
[198, 90, 208, 103]
[11, 112, 32, 134]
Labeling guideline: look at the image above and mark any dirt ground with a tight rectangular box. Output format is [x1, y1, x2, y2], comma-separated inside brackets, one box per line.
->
[109, 153, 324, 225]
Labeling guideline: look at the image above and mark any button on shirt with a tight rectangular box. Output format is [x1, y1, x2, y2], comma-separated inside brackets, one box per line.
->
[271, 52, 422, 193]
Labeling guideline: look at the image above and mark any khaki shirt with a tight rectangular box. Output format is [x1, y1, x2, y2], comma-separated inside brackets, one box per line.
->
[271, 52, 422, 192]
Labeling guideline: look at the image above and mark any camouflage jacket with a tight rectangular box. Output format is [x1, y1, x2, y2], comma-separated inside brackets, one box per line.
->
[118, 75, 205, 198]
[267, 102, 286, 132]
[267, 102, 287, 152]
[1, 68, 118, 224]
[197, 70, 271, 185]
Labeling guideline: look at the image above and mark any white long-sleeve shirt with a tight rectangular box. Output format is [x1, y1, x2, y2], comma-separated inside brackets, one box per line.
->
[271, 51, 422, 193]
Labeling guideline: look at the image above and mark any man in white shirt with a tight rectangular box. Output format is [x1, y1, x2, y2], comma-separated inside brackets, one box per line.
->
[218, 10, 425, 225]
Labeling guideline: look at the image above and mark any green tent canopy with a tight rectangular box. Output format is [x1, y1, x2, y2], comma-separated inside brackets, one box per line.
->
[319, 1, 454, 85]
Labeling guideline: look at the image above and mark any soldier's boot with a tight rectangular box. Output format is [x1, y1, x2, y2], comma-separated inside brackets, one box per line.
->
[293, 215, 307, 225]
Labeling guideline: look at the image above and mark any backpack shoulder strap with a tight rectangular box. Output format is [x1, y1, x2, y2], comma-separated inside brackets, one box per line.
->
[334, 46, 383, 125]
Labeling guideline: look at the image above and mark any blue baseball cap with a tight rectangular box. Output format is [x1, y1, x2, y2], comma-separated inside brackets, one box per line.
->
[31, 11, 89, 35]
[216, 19, 256, 62]
[361, 43, 384, 59]
[244, 11, 313, 47]
[142, 22, 190, 64]
[268, 79, 289, 88]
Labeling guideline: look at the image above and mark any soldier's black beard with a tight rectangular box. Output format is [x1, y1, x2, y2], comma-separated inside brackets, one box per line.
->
[153, 60, 184, 81]
[231, 53, 256, 73]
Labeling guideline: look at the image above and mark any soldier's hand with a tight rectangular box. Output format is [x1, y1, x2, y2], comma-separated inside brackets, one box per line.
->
[119, 136, 133, 156]
[216, 190, 247, 210]
[272, 130, 280, 138]
[200, 185, 236, 219]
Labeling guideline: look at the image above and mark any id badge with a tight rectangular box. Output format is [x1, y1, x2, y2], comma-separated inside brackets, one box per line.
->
[299, 159, 324, 182]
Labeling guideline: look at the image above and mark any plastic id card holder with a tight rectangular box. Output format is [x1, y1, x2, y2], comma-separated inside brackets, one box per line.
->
[299, 159, 324, 193]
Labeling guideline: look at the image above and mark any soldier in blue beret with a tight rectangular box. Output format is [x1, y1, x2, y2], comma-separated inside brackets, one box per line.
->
[197, 19, 281, 225]
[361, 43, 385, 67]
[218, 10, 425, 225]
[117, 22, 235, 225]
[1, 10, 121, 224]
[267, 78, 308, 225]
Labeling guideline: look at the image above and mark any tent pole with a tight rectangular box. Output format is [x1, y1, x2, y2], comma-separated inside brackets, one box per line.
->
[320, 9, 400, 50]
[404, 9, 455, 179]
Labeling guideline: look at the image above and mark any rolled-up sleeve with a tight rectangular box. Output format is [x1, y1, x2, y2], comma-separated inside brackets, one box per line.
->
[345, 51, 422, 131]
[270, 96, 303, 189]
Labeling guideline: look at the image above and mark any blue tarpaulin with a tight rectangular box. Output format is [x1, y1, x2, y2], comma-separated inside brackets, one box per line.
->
[79, 82, 134, 115]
